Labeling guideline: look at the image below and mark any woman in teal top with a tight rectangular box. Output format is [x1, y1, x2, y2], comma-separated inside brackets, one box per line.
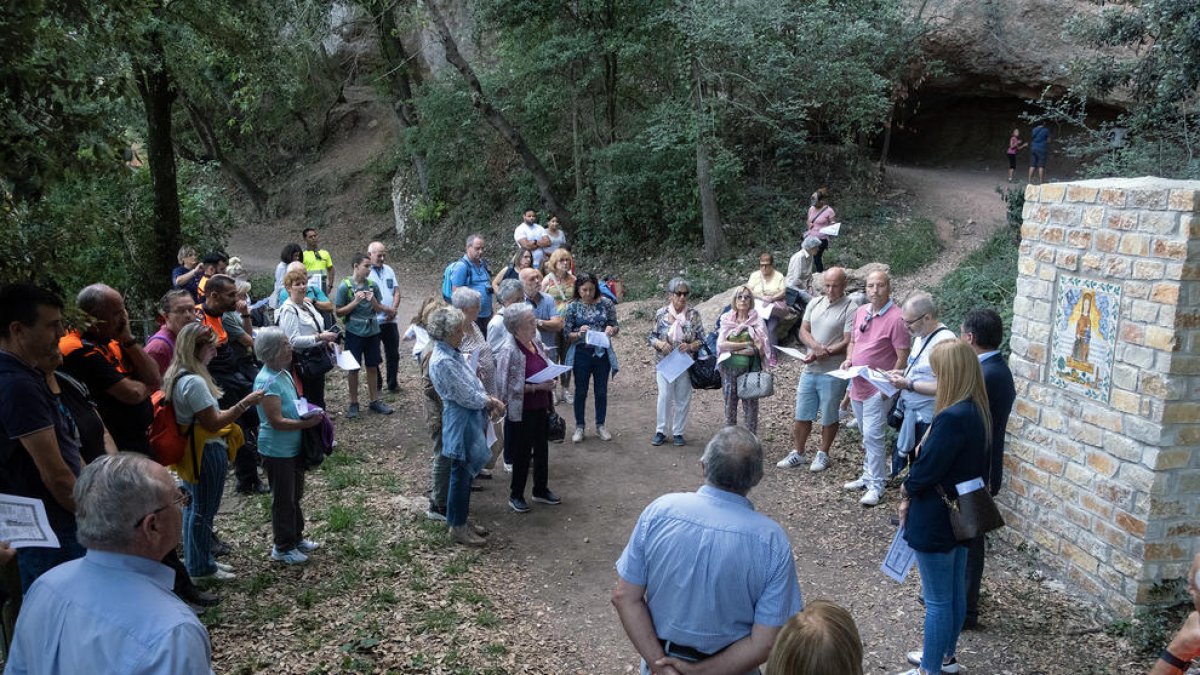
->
[253, 327, 323, 565]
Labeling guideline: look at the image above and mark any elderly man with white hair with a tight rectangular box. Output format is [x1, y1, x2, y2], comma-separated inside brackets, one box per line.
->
[6, 453, 215, 674]
[786, 236, 824, 305]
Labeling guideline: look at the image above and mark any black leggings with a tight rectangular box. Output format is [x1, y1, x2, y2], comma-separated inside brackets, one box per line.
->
[813, 239, 830, 273]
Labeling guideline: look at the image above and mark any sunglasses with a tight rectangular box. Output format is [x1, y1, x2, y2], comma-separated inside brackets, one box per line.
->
[133, 487, 191, 529]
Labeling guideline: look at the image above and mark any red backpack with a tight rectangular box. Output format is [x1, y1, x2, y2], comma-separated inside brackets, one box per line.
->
[148, 389, 192, 466]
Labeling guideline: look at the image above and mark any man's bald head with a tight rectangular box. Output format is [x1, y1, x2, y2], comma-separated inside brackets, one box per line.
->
[823, 267, 847, 300]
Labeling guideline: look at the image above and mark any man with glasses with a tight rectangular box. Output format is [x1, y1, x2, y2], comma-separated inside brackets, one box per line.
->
[145, 289, 196, 375]
[839, 270, 910, 507]
[885, 292, 955, 477]
[6, 453, 215, 674]
[777, 267, 857, 473]
[450, 234, 495, 334]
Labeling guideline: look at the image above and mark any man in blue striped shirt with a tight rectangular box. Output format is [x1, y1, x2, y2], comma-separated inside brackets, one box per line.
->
[613, 426, 803, 674]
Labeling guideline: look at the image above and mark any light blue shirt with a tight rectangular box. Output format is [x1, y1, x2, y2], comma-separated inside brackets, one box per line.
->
[977, 350, 1000, 362]
[5, 550, 213, 675]
[615, 485, 803, 655]
[254, 366, 301, 458]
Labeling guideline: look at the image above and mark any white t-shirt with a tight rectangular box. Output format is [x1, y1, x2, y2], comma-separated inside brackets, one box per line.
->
[172, 373, 218, 425]
[901, 326, 957, 404]
[367, 263, 399, 324]
[514, 222, 548, 267]
[544, 229, 566, 261]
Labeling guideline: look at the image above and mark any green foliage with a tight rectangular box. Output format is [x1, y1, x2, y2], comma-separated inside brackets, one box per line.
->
[997, 185, 1026, 228]
[0, 164, 231, 322]
[933, 228, 1020, 353]
[1040, 0, 1200, 178]
[828, 204, 943, 276]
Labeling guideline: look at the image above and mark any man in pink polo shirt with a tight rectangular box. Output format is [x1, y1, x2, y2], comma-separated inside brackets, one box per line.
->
[840, 270, 910, 506]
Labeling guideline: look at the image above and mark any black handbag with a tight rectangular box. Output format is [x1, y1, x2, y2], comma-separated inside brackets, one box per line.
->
[295, 345, 334, 380]
[300, 419, 332, 470]
[937, 483, 1005, 541]
[688, 334, 722, 390]
[546, 408, 566, 443]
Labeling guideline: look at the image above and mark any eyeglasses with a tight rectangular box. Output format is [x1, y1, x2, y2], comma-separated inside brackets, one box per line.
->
[903, 313, 928, 327]
[736, 295, 753, 301]
[133, 487, 191, 529]
[672, 291, 689, 297]
[759, 262, 772, 267]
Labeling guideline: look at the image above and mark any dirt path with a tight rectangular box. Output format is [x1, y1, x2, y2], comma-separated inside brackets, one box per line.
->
[884, 164, 1013, 298]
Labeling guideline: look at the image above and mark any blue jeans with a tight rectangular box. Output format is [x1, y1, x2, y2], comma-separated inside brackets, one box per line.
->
[573, 347, 610, 427]
[183, 441, 229, 576]
[446, 459, 473, 527]
[17, 525, 85, 592]
[916, 546, 968, 671]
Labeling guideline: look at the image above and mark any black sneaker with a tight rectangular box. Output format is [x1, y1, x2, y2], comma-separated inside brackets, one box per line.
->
[651, 432, 666, 446]
[236, 482, 269, 495]
[531, 489, 561, 506]
[509, 497, 531, 513]
[211, 534, 232, 558]
[181, 586, 221, 607]
[673, 435, 686, 446]
[425, 502, 447, 522]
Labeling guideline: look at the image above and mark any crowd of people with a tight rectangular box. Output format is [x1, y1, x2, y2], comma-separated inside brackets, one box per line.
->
[0, 203, 1193, 675]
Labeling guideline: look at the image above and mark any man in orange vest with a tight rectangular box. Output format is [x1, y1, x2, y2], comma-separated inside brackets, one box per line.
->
[199, 274, 266, 495]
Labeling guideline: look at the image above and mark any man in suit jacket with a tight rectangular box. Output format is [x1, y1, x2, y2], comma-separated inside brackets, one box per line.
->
[960, 308, 1016, 630]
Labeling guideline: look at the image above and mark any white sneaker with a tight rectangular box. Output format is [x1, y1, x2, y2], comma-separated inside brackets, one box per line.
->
[191, 568, 236, 583]
[503, 462, 513, 473]
[843, 478, 867, 491]
[563, 390, 574, 404]
[860, 488, 882, 507]
[214, 561, 233, 573]
[906, 651, 962, 673]
[596, 425, 612, 441]
[809, 451, 830, 472]
[776, 450, 806, 469]
[572, 427, 584, 443]
[297, 539, 321, 553]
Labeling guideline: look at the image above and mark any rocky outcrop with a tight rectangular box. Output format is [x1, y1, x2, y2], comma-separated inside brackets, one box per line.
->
[914, 0, 1119, 105]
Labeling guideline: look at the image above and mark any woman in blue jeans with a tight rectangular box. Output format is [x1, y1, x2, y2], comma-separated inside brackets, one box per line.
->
[164, 323, 264, 582]
[563, 273, 619, 443]
[427, 306, 505, 547]
[897, 340, 990, 675]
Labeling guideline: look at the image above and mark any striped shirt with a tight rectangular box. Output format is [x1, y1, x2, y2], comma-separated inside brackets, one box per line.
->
[616, 485, 803, 655]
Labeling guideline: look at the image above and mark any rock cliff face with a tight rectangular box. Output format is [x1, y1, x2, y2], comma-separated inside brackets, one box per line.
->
[913, 0, 1112, 103]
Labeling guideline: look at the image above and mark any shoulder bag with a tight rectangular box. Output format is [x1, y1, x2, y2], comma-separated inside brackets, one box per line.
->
[735, 352, 774, 400]
[281, 304, 335, 380]
[937, 483, 1005, 541]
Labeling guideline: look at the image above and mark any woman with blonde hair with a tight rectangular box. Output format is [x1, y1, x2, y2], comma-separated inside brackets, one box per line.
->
[716, 285, 769, 434]
[897, 339, 990, 675]
[767, 599, 864, 675]
[163, 322, 264, 582]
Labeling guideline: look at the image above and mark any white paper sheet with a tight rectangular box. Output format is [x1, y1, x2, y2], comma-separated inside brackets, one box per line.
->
[819, 222, 842, 236]
[956, 477, 986, 496]
[335, 346, 360, 371]
[486, 420, 498, 448]
[0, 493, 61, 549]
[863, 368, 899, 397]
[828, 367, 861, 380]
[716, 351, 732, 364]
[754, 299, 773, 318]
[404, 324, 430, 358]
[881, 525, 916, 583]
[655, 348, 695, 384]
[584, 330, 611, 349]
[526, 363, 572, 383]
[773, 345, 808, 361]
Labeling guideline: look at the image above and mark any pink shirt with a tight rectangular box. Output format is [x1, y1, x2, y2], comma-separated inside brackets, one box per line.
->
[848, 301, 910, 401]
[806, 205, 837, 241]
[144, 326, 176, 376]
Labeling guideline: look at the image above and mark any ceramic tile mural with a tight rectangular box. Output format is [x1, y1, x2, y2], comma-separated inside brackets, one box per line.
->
[1049, 274, 1121, 402]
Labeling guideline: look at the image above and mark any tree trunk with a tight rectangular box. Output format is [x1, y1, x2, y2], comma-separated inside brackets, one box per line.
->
[364, 0, 429, 194]
[692, 59, 727, 261]
[179, 92, 270, 215]
[425, 0, 574, 224]
[132, 33, 181, 287]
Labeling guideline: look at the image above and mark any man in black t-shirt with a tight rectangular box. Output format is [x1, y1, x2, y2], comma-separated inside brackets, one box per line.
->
[59, 284, 162, 455]
[0, 284, 85, 591]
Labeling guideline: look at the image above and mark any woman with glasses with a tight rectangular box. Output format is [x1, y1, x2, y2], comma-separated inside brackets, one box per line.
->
[277, 269, 339, 409]
[564, 272, 619, 443]
[492, 248, 534, 293]
[747, 252, 788, 366]
[163, 322, 264, 582]
[717, 286, 769, 434]
[647, 277, 704, 447]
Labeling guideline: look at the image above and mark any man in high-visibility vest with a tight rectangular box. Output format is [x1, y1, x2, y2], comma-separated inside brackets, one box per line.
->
[302, 227, 334, 293]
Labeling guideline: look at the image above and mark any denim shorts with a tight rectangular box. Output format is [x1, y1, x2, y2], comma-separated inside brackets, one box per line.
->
[794, 371, 849, 423]
[1030, 147, 1047, 168]
[344, 331, 382, 368]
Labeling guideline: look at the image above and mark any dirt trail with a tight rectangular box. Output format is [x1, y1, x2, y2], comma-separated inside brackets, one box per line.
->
[884, 164, 1013, 298]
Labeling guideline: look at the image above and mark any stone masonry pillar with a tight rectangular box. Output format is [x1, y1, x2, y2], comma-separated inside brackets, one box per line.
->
[1005, 177, 1200, 614]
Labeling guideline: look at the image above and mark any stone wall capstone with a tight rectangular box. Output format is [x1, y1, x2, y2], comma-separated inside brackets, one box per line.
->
[1005, 176, 1200, 615]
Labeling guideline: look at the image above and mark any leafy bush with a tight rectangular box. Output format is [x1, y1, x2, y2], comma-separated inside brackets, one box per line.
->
[933, 228, 1020, 352]
[830, 208, 943, 277]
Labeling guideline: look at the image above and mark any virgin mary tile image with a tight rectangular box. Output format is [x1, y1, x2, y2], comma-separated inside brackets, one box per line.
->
[1049, 275, 1121, 402]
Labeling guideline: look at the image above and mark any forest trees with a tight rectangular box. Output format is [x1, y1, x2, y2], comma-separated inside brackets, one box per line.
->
[406, 0, 926, 257]
[1045, 0, 1200, 178]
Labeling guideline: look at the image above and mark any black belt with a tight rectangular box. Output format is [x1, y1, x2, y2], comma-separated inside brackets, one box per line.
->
[660, 639, 712, 663]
